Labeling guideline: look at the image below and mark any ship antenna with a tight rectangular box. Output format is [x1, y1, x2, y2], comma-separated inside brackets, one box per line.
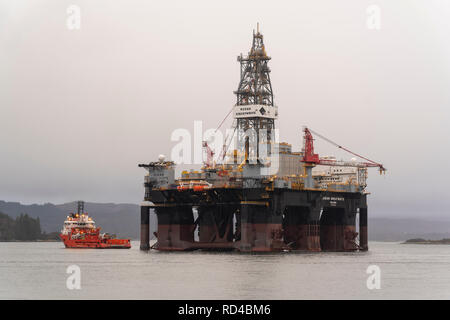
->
[77, 201, 84, 214]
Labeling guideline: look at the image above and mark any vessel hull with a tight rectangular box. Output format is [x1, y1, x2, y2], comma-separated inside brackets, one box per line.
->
[60, 235, 131, 249]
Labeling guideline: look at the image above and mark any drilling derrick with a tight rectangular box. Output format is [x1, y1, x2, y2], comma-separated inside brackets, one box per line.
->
[234, 24, 277, 161]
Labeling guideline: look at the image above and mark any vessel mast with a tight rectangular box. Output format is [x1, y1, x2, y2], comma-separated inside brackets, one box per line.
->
[233, 24, 277, 162]
[77, 201, 84, 215]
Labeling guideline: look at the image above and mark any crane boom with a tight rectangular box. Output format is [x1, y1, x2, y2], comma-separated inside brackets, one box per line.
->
[302, 127, 386, 174]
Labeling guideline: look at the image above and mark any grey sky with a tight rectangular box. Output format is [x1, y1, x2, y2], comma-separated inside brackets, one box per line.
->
[1, 1, 449, 220]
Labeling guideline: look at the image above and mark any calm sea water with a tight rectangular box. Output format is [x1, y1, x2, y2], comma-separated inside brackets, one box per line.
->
[0, 241, 449, 299]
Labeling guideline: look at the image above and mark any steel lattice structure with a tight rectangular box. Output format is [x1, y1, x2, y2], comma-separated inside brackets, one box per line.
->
[235, 28, 273, 106]
[233, 25, 276, 161]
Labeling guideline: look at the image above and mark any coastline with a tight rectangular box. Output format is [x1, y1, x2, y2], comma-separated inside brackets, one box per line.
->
[403, 238, 450, 245]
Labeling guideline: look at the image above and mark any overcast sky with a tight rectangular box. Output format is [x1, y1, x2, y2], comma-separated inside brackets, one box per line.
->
[1, 1, 449, 220]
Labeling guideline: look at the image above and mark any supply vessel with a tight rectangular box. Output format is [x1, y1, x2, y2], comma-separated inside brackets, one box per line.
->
[139, 25, 385, 252]
[60, 201, 131, 249]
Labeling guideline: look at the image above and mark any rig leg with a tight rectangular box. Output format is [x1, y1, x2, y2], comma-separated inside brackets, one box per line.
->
[320, 207, 345, 251]
[283, 206, 300, 249]
[343, 201, 359, 251]
[284, 206, 319, 251]
[140, 205, 150, 251]
[239, 204, 253, 252]
[155, 206, 194, 251]
[359, 207, 368, 251]
[307, 206, 321, 252]
[307, 220, 321, 251]
[240, 203, 283, 252]
[197, 206, 216, 243]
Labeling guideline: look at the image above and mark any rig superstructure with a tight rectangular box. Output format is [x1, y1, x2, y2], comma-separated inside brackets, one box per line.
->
[139, 26, 385, 252]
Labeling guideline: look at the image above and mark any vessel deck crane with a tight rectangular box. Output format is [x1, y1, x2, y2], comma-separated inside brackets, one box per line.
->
[302, 127, 386, 174]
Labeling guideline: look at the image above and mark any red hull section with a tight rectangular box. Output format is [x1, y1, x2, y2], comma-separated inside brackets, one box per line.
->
[60, 233, 131, 249]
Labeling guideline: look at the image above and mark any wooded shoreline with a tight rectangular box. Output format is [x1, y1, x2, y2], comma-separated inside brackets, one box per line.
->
[403, 238, 450, 244]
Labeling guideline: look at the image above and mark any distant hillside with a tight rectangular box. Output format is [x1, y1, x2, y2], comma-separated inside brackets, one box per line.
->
[0, 201, 65, 233]
[0, 200, 449, 241]
[0, 201, 156, 240]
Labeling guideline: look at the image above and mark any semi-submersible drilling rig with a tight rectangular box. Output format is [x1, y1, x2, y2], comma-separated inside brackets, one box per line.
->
[139, 26, 385, 252]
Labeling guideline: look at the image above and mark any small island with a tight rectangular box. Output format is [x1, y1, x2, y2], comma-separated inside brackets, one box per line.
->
[403, 238, 450, 244]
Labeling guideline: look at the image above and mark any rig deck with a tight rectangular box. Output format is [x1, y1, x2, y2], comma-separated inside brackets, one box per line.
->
[139, 180, 368, 252]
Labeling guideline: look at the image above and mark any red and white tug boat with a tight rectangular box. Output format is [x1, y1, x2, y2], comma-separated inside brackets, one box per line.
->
[59, 201, 131, 249]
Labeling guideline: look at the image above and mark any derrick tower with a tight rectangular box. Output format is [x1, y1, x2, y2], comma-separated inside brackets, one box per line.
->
[233, 24, 277, 162]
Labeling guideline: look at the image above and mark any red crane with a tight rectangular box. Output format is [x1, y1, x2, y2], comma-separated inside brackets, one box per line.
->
[202, 141, 215, 168]
[301, 127, 386, 174]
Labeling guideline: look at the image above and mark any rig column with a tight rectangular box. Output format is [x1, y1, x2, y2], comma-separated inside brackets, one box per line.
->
[140, 202, 151, 250]
[359, 207, 368, 251]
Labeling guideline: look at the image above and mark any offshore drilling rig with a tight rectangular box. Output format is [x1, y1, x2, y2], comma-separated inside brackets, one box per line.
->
[139, 25, 385, 252]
